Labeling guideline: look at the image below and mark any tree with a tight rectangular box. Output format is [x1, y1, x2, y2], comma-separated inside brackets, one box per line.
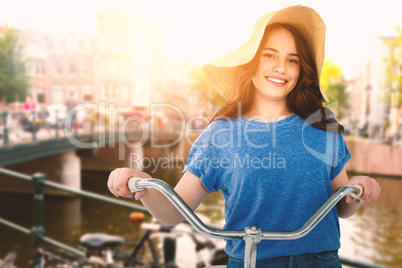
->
[382, 26, 402, 141]
[0, 26, 30, 103]
[321, 60, 348, 119]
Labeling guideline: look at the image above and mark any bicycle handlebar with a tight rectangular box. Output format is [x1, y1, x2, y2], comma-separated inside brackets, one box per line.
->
[128, 178, 245, 240]
[127, 177, 363, 268]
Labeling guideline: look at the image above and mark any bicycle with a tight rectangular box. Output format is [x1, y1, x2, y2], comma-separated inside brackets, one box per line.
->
[79, 215, 178, 268]
[31, 218, 175, 268]
[127, 177, 364, 268]
[80, 212, 228, 268]
[31, 210, 227, 268]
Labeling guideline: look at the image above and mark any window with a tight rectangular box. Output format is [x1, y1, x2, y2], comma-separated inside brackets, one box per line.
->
[67, 85, 78, 99]
[101, 84, 117, 100]
[101, 36, 117, 52]
[68, 60, 78, 75]
[35, 60, 45, 75]
[121, 85, 129, 100]
[110, 60, 117, 77]
[53, 60, 63, 75]
[82, 85, 93, 101]
[66, 36, 78, 52]
[100, 59, 107, 76]
[82, 59, 93, 75]
[36, 86, 45, 103]
[120, 61, 129, 77]
[100, 59, 118, 77]
[51, 85, 64, 104]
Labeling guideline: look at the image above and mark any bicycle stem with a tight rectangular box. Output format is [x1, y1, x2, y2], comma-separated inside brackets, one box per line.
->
[128, 178, 362, 268]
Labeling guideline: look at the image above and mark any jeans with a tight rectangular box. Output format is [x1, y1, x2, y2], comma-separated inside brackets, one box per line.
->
[227, 250, 341, 268]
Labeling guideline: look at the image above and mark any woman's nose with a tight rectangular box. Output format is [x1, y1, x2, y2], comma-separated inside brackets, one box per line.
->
[273, 60, 286, 74]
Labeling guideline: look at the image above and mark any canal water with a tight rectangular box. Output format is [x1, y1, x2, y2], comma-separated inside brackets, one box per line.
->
[0, 165, 401, 267]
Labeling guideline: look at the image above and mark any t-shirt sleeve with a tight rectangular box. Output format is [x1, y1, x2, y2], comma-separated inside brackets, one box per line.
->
[183, 127, 220, 193]
[330, 132, 351, 180]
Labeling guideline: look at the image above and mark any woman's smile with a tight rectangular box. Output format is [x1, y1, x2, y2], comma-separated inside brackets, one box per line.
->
[265, 76, 288, 86]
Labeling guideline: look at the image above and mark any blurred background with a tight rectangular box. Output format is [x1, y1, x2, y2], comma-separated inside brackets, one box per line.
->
[0, 0, 401, 267]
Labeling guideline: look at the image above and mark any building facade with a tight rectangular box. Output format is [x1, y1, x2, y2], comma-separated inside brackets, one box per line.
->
[48, 32, 95, 104]
[95, 7, 134, 108]
[15, 8, 210, 128]
[346, 37, 399, 141]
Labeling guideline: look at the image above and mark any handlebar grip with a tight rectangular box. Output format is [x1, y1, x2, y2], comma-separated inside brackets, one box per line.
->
[350, 185, 363, 199]
[127, 177, 143, 193]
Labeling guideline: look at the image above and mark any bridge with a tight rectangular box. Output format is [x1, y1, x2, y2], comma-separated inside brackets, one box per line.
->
[1, 127, 181, 166]
[0, 113, 190, 193]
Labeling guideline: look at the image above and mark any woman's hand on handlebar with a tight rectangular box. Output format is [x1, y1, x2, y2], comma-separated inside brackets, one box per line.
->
[346, 176, 381, 205]
[107, 168, 150, 200]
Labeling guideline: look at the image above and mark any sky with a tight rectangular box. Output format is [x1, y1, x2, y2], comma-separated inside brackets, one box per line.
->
[0, 0, 400, 79]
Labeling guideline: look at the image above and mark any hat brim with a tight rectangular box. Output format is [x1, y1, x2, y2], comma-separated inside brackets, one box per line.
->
[203, 5, 329, 102]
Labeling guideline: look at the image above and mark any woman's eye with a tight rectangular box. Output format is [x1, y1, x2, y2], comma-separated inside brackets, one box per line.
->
[263, 53, 275, 59]
[288, 59, 299, 64]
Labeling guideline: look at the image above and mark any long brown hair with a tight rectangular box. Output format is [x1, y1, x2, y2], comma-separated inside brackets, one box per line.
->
[210, 23, 344, 133]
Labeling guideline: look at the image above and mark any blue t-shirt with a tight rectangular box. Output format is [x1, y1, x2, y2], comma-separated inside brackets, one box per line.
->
[184, 114, 351, 260]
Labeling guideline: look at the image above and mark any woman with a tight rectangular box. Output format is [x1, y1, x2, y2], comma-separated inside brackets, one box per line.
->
[108, 5, 380, 267]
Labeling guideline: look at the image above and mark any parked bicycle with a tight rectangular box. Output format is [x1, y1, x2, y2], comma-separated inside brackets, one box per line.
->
[127, 177, 364, 268]
[79, 214, 177, 268]
[80, 212, 228, 268]
[31, 211, 228, 268]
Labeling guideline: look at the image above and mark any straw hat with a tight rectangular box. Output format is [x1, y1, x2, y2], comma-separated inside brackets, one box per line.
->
[202, 5, 329, 102]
